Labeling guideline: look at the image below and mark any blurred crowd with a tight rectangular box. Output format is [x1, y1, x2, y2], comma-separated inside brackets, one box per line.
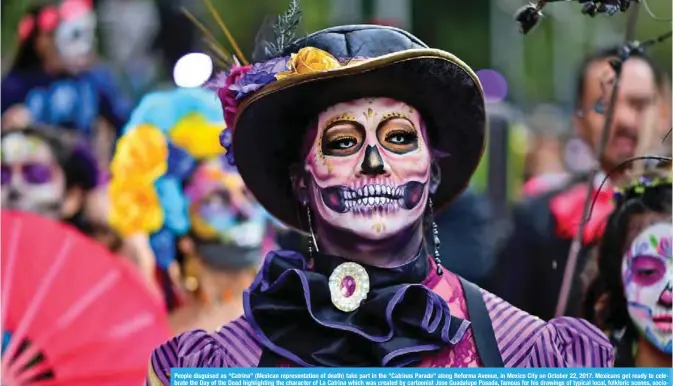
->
[1, 0, 671, 383]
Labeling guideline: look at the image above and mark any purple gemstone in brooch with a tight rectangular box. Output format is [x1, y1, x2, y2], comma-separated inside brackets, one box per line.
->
[328, 262, 370, 312]
[341, 276, 356, 297]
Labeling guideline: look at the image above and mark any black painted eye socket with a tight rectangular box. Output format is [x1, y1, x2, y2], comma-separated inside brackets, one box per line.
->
[386, 131, 416, 145]
[326, 137, 358, 150]
[321, 121, 365, 157]
[377, 118, 419, 154]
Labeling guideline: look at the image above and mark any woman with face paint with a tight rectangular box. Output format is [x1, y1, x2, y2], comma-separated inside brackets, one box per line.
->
[0, 125, 98, 230]
[1, 0, 131, 166]
[168, 158, 275, 334]
[108, 87, 274, 316]
[584, 167, 672, 367]
[145, 5, 612, 380]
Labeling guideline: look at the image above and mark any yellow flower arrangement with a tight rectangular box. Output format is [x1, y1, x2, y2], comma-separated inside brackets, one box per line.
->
[276, 47, 344, 80]
[108, 178, 164, 236]
[110, 124, 168, 184]
[108, 124, 168, 236]
[168, 113, 226, 159]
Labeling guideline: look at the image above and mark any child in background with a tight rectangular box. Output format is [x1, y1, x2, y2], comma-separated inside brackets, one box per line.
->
[1, 0, 131, 171]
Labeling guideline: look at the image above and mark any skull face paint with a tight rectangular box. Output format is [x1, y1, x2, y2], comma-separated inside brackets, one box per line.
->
[622, 222, 673, 353]
[1, 133, 66, 218]
[186, 159, 269, 249]
[304, 98, 431, 240]
[54, 7, 97, 72]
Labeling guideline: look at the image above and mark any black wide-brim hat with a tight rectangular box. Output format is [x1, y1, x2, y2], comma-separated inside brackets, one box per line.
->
[232, 25, 486, 233]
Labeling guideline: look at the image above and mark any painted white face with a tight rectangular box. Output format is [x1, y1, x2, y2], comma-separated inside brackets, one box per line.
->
[622, 222, 673, 353]
[54, 10, 96, 71]
[186, 159, 268, 248]
[303, 97, 431, 240]
[1, 133, 66, 218]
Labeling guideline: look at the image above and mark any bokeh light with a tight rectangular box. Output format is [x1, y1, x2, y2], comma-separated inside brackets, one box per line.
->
[476, 69, 508, 103]
[173, 53, 213, 88]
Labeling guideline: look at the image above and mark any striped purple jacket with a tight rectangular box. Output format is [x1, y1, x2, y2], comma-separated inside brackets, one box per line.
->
[146, 267, 613, 384]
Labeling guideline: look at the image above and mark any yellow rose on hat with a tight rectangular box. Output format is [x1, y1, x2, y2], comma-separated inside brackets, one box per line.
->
[276, 47, 342, 80]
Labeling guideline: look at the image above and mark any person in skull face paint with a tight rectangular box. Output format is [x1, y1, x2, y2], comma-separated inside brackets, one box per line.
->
[106, 87, 273, 314]
[1, 0, 131, 168]
[169, 158, 275, 335]
[584, 168, 672, 367]
[0, 125, 98, 232]
[145, 6, 613, 379]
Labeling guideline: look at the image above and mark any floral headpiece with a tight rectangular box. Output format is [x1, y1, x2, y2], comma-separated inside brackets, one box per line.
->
[108, 88, 227, 268]
[612, 174, 673, 203]
[209, 48, 368, 161]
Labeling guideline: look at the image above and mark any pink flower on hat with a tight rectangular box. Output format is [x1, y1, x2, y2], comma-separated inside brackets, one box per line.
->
[217, 64, 253, 130]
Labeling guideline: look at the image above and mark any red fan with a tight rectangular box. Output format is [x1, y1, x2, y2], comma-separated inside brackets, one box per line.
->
[1, 211, 171, 385]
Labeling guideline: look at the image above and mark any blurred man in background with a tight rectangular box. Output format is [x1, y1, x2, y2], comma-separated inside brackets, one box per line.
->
[490, 46, 667, 320]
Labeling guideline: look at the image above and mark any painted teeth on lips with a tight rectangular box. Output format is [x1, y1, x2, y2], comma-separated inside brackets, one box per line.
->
[344, 184, 404, 207]
[320, 181, 425, 213]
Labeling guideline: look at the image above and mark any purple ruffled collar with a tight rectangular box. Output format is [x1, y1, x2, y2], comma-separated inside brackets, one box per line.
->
[242, 249, 471, 367]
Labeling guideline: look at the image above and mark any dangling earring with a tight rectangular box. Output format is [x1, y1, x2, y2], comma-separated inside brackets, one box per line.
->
[427, 198, 443, 276]
[183, 254, 206, 302]
[306, 205, 319, 256]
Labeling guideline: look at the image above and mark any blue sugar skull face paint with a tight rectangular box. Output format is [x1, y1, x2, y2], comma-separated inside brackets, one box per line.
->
[186, 159, 268, 248]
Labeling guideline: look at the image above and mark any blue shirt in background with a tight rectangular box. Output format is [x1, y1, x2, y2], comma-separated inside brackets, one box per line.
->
[1, 65, 131, 137]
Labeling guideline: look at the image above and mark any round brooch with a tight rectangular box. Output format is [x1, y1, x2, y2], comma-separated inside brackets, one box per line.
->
[328, 262, 370, 312]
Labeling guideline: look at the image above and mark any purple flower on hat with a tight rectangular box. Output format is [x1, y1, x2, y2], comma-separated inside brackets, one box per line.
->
[219, 128, 235, 165]
[216, 64, 253, 130]
[224, 146, 236, 166]
[219, 128, 232, 148]
[204, 71, 229, 92]
[214, 57, 289, 131]
[230, 56, 290, 101]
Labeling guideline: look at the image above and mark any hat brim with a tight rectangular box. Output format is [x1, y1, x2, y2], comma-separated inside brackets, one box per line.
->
[232, 49, 486, 233]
